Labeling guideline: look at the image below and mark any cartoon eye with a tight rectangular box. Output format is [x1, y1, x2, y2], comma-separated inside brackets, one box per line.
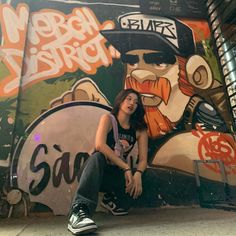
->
[153, 63, 168, 69]
[128, 63, 138, 69]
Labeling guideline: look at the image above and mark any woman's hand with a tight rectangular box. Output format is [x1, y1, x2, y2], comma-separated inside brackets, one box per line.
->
[126, 128, 147, 199]
[129, 172, 142, 199]
[124, 170, 133, 194]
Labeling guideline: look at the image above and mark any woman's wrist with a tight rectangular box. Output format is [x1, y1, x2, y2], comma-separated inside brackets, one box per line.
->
[124, 168, 131, 173]
[135, 169, 143, 175]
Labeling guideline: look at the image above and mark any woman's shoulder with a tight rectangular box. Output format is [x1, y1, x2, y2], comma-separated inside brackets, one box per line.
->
[100, 113, 112, 121]
[99, 113, 112, 129]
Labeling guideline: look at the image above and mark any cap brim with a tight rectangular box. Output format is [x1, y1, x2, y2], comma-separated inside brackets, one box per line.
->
[101, 30, 182, 56]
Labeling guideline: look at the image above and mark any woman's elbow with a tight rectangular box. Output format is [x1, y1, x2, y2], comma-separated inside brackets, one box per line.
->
[95, 142, 103, 152]
[140, 159, 148, 168]
[95, 143, 99, 151]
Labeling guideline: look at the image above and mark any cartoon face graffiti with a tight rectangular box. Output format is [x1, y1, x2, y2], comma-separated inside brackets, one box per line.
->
[101, 13, 227, 138]
[122, 49, 185, 137]
[122, 49, 178, 107]
[101, 13, 196, 137]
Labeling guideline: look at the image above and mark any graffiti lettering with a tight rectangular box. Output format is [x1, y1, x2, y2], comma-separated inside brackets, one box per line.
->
[29, 144, 50, 195]
[1, 48, 24, 94]
[23, 8, 114, 86]
[53, 151, 89, 187]
[0, 6, 115, 96]
[192, 125, 236, 174]
[1, 4, 28, 44]
[120, 13, 178, 48]
[23, 33, 111, 83]
[126, 19, 174, 37]
[120, 15, 177, 39]
[29, 144, 89, 195]
[0, 4, 29, 97]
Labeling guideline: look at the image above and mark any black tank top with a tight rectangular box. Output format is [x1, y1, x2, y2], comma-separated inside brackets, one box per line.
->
[107, 117, 136, 159]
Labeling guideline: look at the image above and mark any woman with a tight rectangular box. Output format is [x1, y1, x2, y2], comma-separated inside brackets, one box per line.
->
[68, 89, 148, 235]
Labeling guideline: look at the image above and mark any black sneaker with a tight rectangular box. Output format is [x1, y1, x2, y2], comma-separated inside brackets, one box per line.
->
[101, 192, 128, 216]
[68, 205, 97, 235]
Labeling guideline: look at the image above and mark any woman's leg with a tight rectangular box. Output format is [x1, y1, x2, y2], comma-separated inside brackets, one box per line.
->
[101, 166, 134, 211]
[70, 152, 107, 216]
[101, 168, 158, 211]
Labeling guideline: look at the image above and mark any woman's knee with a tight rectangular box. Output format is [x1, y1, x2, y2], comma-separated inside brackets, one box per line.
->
[89, 152, 107, 167]
[79, 152, 107, 180]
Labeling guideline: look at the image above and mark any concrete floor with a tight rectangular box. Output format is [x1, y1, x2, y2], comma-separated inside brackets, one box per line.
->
[1, 206, 236, 236]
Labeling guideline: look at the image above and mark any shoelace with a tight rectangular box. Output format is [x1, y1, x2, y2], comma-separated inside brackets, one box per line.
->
[77, 209, 87, 220]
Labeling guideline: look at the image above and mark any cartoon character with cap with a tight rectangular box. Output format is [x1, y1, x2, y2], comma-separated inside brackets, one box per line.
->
[45, 12, 235, 210]
[51, 12, 230, 142]
[100, 12, 230, 139]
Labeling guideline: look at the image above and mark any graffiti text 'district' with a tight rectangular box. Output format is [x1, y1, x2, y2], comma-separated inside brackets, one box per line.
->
[0, 5, 115, 96]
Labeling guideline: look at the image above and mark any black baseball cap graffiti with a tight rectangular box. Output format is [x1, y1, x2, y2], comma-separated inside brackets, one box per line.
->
[101, 13, 195, 57]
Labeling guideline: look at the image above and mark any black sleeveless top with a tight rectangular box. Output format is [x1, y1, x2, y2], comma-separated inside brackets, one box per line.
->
[106, 117, 136, 159]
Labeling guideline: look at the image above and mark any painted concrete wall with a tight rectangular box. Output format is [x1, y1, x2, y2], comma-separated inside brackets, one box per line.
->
[0, 0, 235, 216]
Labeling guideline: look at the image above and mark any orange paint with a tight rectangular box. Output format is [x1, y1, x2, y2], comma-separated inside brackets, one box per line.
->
[0, 3, 29, 97]
[181, 19, 211, 42]
[193, 125, 236, 174]
[0, 6, 115, 97]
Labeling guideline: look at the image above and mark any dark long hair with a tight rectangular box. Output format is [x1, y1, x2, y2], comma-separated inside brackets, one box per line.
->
[111, 89, 147, 131]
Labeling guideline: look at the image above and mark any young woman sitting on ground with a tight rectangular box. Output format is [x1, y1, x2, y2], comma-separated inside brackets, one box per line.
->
[68, 88, 149, 235]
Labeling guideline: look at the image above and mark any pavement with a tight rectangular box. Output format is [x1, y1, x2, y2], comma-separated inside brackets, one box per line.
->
[1, 206, 236, 236]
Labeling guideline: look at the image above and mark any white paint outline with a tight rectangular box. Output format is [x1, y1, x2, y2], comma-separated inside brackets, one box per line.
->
[48, 0, 139, 8]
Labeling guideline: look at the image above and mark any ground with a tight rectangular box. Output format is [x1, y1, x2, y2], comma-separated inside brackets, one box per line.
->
[1, 206, 236, 236]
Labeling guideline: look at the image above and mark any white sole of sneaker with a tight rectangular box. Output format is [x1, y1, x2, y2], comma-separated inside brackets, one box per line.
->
[100, 202, 128, 216]
[68, 224, 97, 235]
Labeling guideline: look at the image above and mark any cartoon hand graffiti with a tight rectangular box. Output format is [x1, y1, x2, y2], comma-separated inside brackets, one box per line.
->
[50, 78, 109, 108]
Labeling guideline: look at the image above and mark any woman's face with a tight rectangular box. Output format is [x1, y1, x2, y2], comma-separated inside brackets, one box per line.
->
[120, 92, 138, 115]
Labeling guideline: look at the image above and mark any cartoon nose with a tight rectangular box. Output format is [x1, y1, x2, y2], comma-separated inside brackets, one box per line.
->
[131, 70, 156, 83]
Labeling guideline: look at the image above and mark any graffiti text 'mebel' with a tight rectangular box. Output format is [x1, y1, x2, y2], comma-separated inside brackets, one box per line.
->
[29, 144, 89, 195]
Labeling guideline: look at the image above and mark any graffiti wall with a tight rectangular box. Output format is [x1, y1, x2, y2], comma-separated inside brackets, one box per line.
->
[0, 0, 235, 216]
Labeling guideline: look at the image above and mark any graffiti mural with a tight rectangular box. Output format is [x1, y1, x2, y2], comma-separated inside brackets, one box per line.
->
[99, 12, 235, 183]
[0, 2, 29, 217]
[0, 0, 235, 216]
[0, 3, 29, 164]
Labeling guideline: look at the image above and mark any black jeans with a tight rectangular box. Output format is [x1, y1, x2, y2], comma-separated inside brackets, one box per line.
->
[70, 152, 152, 216]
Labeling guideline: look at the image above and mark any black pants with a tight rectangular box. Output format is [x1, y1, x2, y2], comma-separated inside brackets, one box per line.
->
[70, 152, 153, 216]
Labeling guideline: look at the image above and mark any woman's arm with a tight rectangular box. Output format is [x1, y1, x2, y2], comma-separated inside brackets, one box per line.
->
[95, 114, 130, 171]
[136, 129, 148, 172]
[128, 129, 148, 199]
